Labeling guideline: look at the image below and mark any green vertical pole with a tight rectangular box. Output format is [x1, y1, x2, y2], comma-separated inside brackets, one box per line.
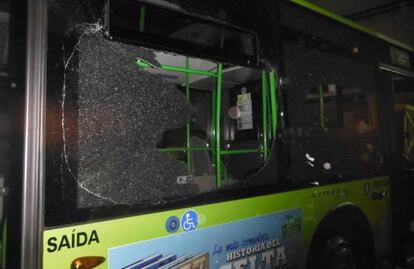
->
[319, 85, 325, 129]
[267, 86, 272, 144]
[185, 57, 191, 172]
[139, 6, 146, 32]
[215, 63, 223, 187]
[261, 70, 268, 160]
[269, 69, 278, 139]
[404, 110, 408, 156]
[211, 90, 216, 157]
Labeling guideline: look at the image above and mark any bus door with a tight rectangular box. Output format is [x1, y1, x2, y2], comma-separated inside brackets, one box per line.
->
[381, 66, 414, 265]
[394, 74, 414, 245]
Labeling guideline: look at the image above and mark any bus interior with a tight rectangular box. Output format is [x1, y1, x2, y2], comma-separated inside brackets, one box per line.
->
[44, 0, 280, 223]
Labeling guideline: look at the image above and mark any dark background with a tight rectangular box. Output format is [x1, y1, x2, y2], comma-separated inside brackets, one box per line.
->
[308, 0, 414, 48]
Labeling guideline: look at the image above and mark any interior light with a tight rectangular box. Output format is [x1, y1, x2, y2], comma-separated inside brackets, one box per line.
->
[71, 256, 105, 269]
[352, 47, 359, 54]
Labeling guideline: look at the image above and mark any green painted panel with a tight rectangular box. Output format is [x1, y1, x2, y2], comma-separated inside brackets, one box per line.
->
[43, 176, 391, 268]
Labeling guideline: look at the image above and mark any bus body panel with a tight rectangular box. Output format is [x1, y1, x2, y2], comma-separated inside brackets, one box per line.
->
[43, 176, 390, 268]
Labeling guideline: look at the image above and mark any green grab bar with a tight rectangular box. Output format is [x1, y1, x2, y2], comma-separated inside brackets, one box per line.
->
[215, 63, 223, 187]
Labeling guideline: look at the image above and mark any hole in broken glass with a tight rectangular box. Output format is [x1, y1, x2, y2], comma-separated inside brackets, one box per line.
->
[60, 30, 199, 207]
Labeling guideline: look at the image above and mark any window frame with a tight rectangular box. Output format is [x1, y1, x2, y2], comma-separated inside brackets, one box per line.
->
[280, 25, 387, 185]
[107, 0, 260, 68]
[44, 3, 283, 226]
[18, 0, 47, 268]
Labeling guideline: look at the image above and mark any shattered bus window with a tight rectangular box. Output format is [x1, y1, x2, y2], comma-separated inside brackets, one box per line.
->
[45, 0, 279, 225]
[48, 31, 200, 210]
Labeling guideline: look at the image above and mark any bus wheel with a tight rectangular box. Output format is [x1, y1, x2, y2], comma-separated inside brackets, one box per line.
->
[308, 210, 375, 269]
[318, 235, 359, 269]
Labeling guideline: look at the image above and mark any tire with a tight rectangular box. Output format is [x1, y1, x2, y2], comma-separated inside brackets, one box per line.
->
[319, 235, 362, 269]
[308, 213, 375, 269]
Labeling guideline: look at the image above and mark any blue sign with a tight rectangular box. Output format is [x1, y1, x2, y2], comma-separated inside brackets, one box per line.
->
[166, 216, 180, 233]
[181, 210, 198, 232]
[109, 208, 304, 269]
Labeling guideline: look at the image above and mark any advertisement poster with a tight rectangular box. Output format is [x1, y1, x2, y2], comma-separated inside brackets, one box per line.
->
[108, 208, 304, 269]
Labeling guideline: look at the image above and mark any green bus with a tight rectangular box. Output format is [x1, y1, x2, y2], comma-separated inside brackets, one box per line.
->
[1, 0, 414, 268]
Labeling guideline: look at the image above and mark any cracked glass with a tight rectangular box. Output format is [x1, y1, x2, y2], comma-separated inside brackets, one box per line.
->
[45, 0, 279, 226]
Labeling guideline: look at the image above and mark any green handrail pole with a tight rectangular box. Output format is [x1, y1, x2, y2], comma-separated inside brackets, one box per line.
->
[404, 110, 408, 155]
[261, 70, 269, 160]
[159, 147, 211, 153]
[319, 85, 325, 129]
[269, 69, 278, 139]
[211, 90, 216, 153]
[135, 60, 217, 77]
[267, 86, 272, 144]
[161, 65, 217, 77]
[139, 6, 146, 32]
[215, 63, 223, 187]
[220, 149, 260, 155]
[185, 57, 191, 172]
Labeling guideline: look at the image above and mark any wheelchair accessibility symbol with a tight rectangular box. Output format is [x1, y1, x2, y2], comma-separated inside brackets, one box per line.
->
[181, 210, 198, 232]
